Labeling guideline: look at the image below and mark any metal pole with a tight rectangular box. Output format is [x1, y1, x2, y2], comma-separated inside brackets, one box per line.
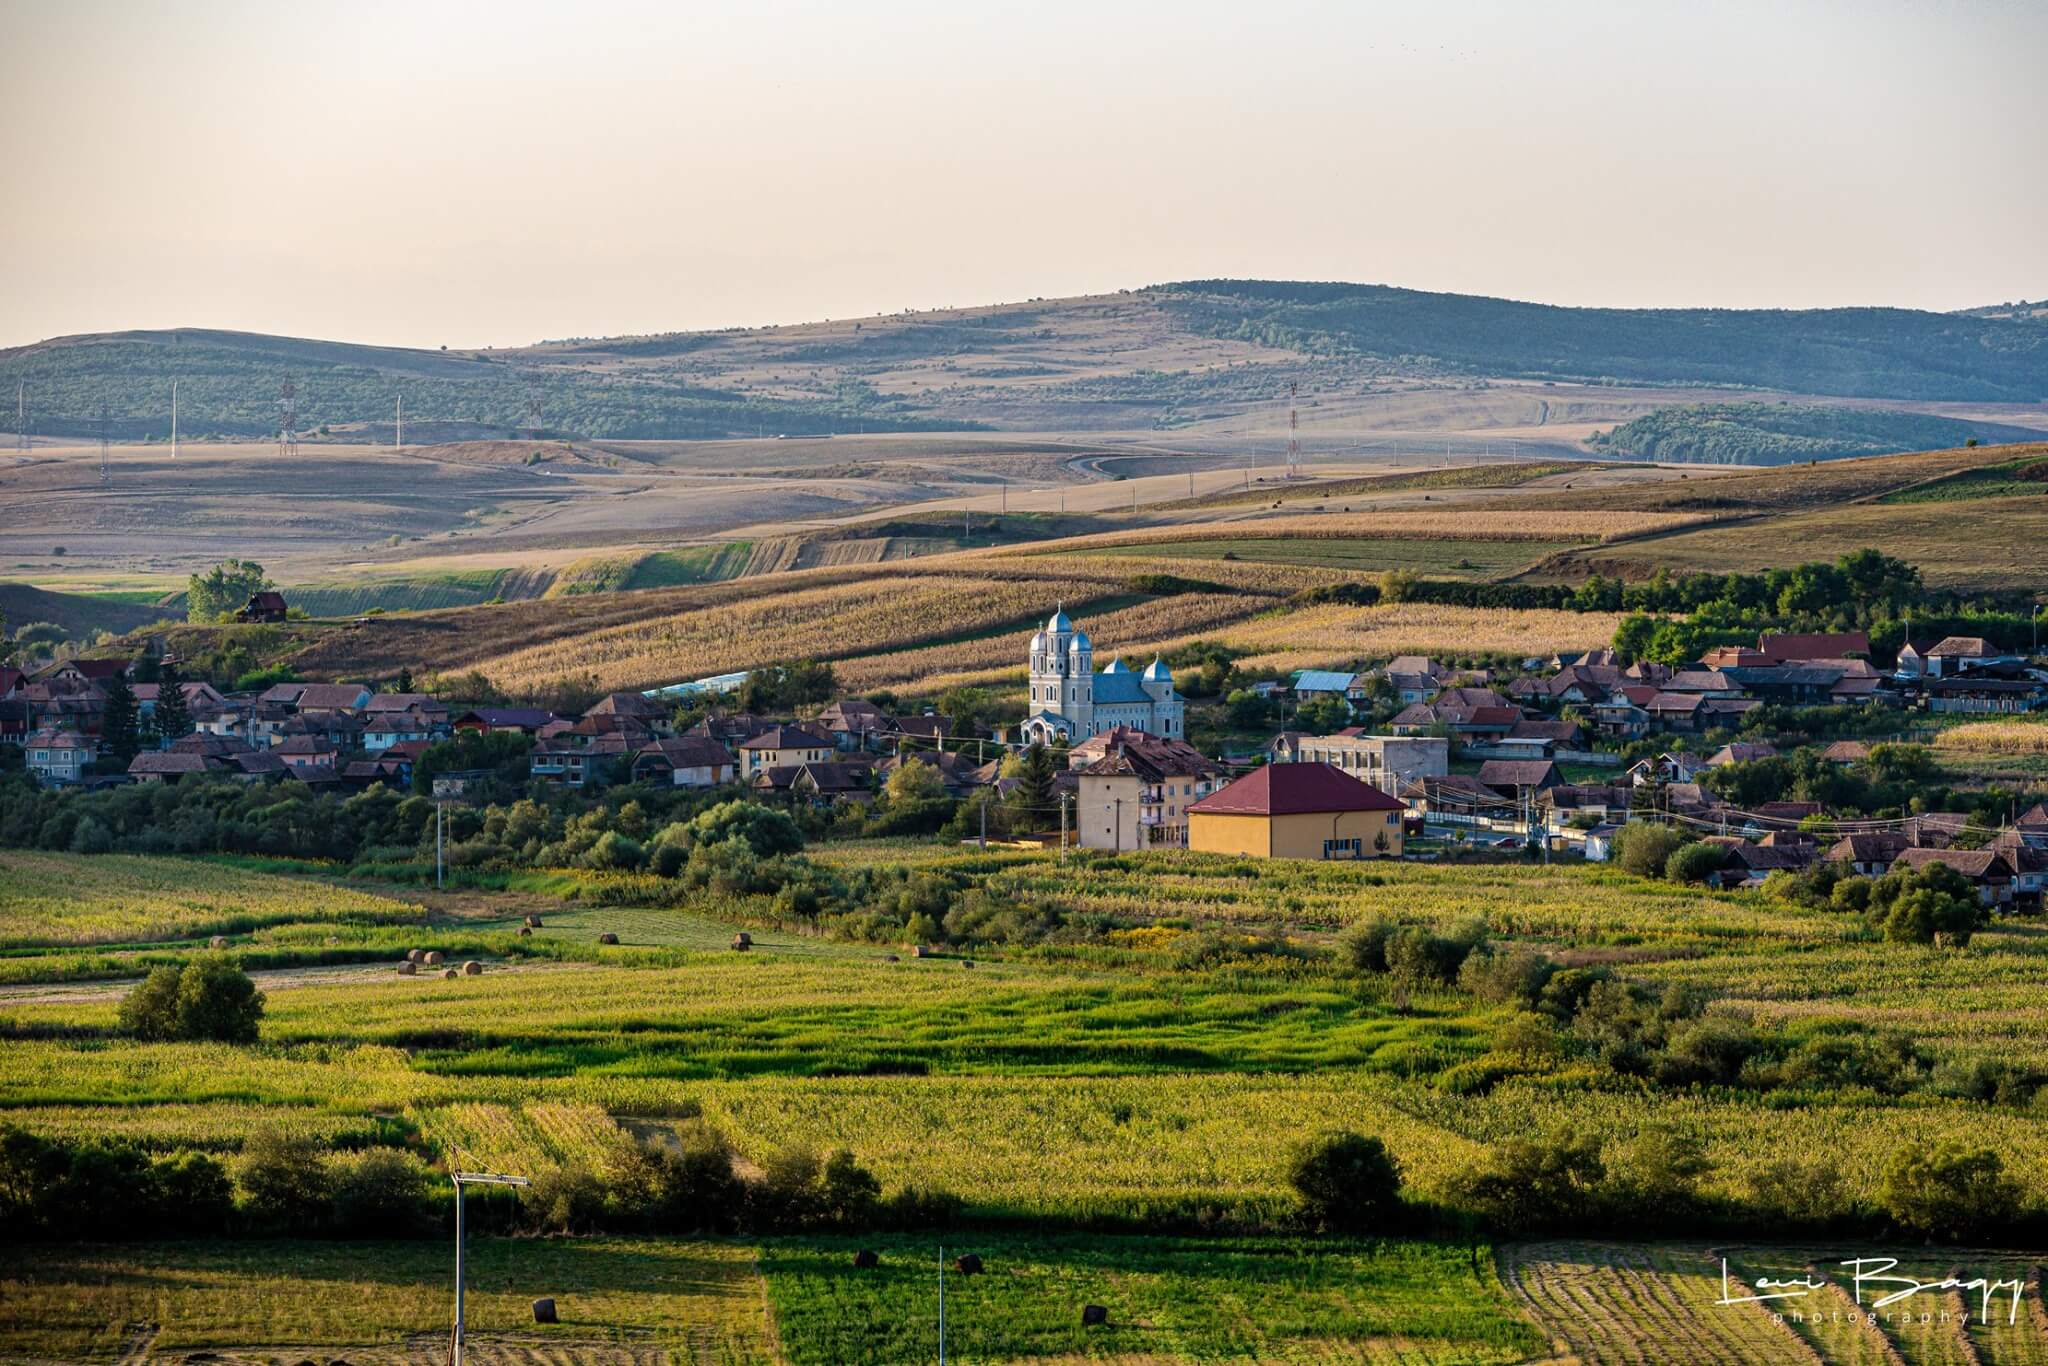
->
[171, 380, 178, 460]
[1059, 793, 1067, 859]
[453, 1181, 464, 1365]
[436, 803, 445, 889]
[937, 1244, 946, 1366]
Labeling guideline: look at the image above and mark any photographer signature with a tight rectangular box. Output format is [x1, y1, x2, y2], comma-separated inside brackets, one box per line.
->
[1718, 1257, 2024, 1325]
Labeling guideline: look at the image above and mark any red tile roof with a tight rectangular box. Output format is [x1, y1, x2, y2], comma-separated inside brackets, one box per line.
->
[1189, 762, 1403, 817]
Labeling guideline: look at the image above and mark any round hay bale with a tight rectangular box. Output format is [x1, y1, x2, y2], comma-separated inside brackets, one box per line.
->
[423, 951, 444, 966]
[954, 1252, 983, 1275]
[406, 948, 425, 963]
[208, 935, 229, 950]
[962, 959, 975, 970]
[518, 926, 533, 937]
[911, 944, 931, 959]
[731, 933, 752, 951]
[524, 914, 543, 928]
[884, 954, 900, 963]
[1081, 1304, 1108, 1327]
[461, 961, 482, 976]
[396, 961, 417, 976]
[597, 932, 619, 945]
[531, 1297, 557, 1324]
[441, 968, 458, 980]
[853, 1248, 879, 1269]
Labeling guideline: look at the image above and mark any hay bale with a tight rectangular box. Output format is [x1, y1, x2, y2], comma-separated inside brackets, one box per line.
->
[524, 914, 543, 928]
[954, 1253, 983, 1275]
[597, 932, 619, 945]
[518, 926, 532, 937]
[731, 933, 752, 951]
[406, 948, 425, 963]
[1081, 1304, 1108, 1326]
[461, 961, 482, 976]
[853, 1248, 879, 1269]
[208, 935, 229, 950]
[396, 961, 417, 976]
[962, 959, 975, 970]
[531, 1297, 557, 1324]
[423, 950, 444, 966]
[911, 944, 931, 959]
[441, 968, 458, 980]
[884, 954, 900, 963]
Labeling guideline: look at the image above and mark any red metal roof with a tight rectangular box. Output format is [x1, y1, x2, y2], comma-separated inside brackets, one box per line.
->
[1189, 762, 1404, 817]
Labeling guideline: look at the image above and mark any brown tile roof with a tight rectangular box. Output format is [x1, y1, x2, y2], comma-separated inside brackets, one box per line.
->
[1190, 762, 1404, 816]
[1476, 759, 1561, 792]
[737, 725, 832, 751]
[1758, 632, 1871, 660]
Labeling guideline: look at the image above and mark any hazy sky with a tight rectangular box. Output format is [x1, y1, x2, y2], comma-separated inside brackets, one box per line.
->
[2, 0, 2044, 350]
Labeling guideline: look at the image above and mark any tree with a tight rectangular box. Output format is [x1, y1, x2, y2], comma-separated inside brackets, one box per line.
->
[1880, 1143, 2008, 1242]
[1664, 841, 1727, 885]
[884, 758, 947, 805]
[99, 667, 141, 765]
[937, 687, 996, 737]
[152, 663, 191, 746]
[1005, 744, 1056, 829]
[1294, 695, 1352, 734]
[676, 800, 804, 858]
[329, 1147, 432, 1236]
[116, 956, 265, 1043]
[1287, 1132, 1402, 1232]
[1612, 822, 1685, 879]
[235, 1128, 331, 1230]
[186, 559, 273, 623]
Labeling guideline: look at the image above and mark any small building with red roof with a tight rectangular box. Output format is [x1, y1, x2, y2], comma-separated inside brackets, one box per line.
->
[1188, 761, 1405, 860]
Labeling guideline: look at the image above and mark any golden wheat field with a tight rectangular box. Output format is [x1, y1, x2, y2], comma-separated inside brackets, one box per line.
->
[1934, 720, 2048, 756]
[1033, 509, 1712, 553]
[1224, 602, 1628, 672]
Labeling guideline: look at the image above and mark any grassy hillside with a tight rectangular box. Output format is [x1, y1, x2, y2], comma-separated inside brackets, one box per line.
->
[1157, 279, 2048, 400]
[0, 581, 170, 639]
[1587, 401, 2039, 464]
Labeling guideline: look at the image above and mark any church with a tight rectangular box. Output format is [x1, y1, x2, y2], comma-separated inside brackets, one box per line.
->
[1019, 606, 1185, 745]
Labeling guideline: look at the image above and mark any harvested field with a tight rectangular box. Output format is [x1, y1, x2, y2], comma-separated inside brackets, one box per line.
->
[1934, 721, 2048, 757]
[1086, 534, 1587, 579]
[1221, 602, 1627, 672]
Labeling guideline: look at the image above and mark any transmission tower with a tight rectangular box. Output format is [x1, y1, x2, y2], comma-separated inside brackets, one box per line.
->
[98, 400, 111, 483]
[277, 379, 300, 458]
[523, 374, 544, 441]
[394, 395, 403, 449]
[1285, 381, 1301, 480]
[14, 382, 25, 456]
[171, 380, 179, 460]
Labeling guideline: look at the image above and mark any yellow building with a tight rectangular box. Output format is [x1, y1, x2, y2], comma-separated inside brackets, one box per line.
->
[735, 725, 835, 779]
[1188, 761, 1406, 860]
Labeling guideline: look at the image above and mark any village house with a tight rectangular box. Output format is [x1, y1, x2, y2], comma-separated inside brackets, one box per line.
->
[1892, 847, 2015, 908]
[751, 759, 875, 805]
[1400, 773, 1520, 827]
[815, 698, 890, 750]
[1476, 759, 1561, 803]
[1074, 732, 1221, 851]
[25, 727, 96, 784]
[1189, 762, 1405, 860]
[1826, 831, 1910, 878]
[736, 725, 835, 779]
[234, 590, 289, 623]
[630, 736, 738, 788]
[1290, 732, 1448, 797]
[453, 707, 560, 736]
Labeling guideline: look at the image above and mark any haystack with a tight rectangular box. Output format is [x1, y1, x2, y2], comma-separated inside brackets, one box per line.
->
[531, 1297, 557, 1324]
[731, 932, 752, 951]
[406, 948, 425, 963]
[208, 936, 229, 950]
[524, 914, 543, 928]
[461, 961, 482, 976]
[1081, 1304, 1108, 1326]
[423, 951, 444, 966]
[396, 961, 417, 976]
[597, 932, 619, 945]
[853, 1248, 879, 1268]
[441, 968, 458, 980]
[954, 1253, 983, 1275]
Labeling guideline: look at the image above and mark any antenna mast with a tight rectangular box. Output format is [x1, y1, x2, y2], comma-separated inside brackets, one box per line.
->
[523, 373, 544, 441]
[14, 383, 24, 456]
[171, 380, 179, 459]
[1285, 381, 1301, 480]
[98, 399, 111, 483]
[395, 395, 403, 449]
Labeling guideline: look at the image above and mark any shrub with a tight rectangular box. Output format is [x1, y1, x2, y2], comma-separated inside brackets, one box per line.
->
[1664, 841, 1727, 885]
[1337, 915, 1396, 973]
[330, 1147, 433, 1237]
[521, 1163, 609, 1232]
[1879, 1143, 2009, 1242]
[236, 1129, 332, 1231]
[1287, 1131, 1402, 1233]
[1445, 1128, 1604, 1236]
[115, 955, 265, 1044]
[1612, 822, 1685, 879]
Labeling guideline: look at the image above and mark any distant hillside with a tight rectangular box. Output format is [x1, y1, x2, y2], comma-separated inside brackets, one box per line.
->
[0, 582, 170, 640]
[1585, 403, 2042, 465]
[0, 329, 979, 441]
[1152, 280, 2048, 401]
[9, 280, 2048, 442]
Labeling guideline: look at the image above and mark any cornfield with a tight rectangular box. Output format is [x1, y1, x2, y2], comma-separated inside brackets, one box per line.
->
[1934, 720, 2048, 756]
[1222, 602, 1627, 672]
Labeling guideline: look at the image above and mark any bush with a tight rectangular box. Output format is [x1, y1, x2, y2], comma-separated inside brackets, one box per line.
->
[116, 955, 265, 1043]
[1879, 1143, 2009, 1242]
[330, 1147, 433, 1237]
[1287, 1131, 1402, 1233]
[1445, 1128, 1604, 1236]
[1612, 822, 1685, 879]
[521, 1163, 609, 1232]
[236, 1129, 332, 1231]
[1337, 915, 1396, 974]
[1664, 841, 1727, 885]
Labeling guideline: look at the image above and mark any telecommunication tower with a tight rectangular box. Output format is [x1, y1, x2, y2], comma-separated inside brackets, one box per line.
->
[523, 374, 544, 441]
[1285, 381, 1302, 480]
[278, 380, 300, 458]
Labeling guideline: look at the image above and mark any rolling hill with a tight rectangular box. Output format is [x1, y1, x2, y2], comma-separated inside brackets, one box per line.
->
[6, 281, 2046, 443]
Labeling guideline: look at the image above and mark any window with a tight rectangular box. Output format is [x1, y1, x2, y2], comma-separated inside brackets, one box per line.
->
[1322, 837, 1362, 858]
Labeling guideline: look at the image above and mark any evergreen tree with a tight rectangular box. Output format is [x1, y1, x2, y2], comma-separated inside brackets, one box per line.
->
[1005, 743, 1056, 829]
[152, 663, 192, 747]
[100, 667, 141, 764]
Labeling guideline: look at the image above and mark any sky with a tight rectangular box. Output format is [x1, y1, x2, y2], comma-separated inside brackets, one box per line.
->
[2, 0, 2044, 350]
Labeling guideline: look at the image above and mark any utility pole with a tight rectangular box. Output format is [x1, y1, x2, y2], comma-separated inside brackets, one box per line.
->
[98, 400, 111, 483]
[1286, 380, 1301, 480]
[14, 382, 25, 456]
[1058, 792, 1068, 859]
[450, 1169, 529, 1366]
[436, 803, 445, 889]
[937, 1245, 947, 1366]
[396, 395, 404, 449]
[171, 380, 178, 460]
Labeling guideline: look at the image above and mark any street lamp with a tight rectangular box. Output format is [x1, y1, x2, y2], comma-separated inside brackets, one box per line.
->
[450, 1169, 529, 1365]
